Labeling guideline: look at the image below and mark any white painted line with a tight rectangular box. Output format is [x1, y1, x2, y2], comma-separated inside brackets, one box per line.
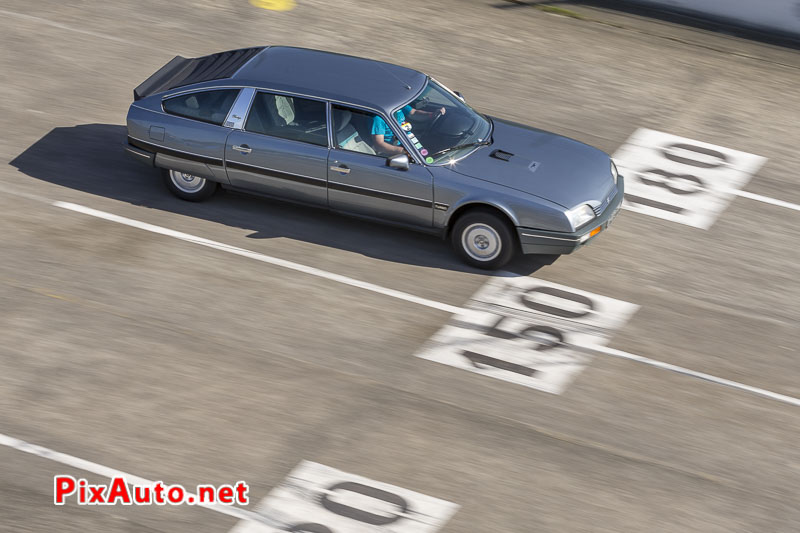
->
[50, 200, 800, 408]
[728, 188, 800, 212]
[0, 9, 147, 47]
[0, 432, 267, 524]
[578, 344, 800, 407]
[52, 202, 464, 315]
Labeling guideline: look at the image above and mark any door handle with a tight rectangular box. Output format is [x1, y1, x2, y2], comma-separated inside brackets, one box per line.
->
[232, 144, 252, 154]
[330, 165, 350, 174]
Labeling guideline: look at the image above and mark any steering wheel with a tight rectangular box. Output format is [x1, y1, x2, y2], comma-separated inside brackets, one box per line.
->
[423, 109, 444, 135]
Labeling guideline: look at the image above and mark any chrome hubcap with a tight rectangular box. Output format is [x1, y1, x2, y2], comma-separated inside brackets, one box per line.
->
[462, 223, 501, 261]
[170, 170, 206, 193]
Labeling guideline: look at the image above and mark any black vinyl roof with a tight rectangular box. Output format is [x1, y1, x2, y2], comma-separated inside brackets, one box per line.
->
[232, 47, 428, 113]
[134, 47, 265, 101]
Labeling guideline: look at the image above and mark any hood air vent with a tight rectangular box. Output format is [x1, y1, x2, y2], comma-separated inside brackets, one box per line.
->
[489, 149, 513, 161]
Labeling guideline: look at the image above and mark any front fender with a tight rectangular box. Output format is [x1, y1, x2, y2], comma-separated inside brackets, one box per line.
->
[443, 197, 521, 227]
[429, 166, 570, 232]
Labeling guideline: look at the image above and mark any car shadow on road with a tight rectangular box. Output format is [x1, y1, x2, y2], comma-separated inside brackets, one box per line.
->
[9, 124, 558, 276]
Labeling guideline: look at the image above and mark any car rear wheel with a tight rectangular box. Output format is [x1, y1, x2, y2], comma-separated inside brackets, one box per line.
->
[451, 209, 516, 270]
[163, 168, 217, 201]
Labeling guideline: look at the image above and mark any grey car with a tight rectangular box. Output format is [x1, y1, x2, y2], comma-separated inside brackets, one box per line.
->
[125, 46, 623, 269]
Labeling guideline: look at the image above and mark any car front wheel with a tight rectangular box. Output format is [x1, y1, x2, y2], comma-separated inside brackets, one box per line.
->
[451, 209, 516, 270]
[163, 168, 218, 201]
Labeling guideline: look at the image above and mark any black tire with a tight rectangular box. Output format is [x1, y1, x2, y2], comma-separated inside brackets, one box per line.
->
[450, 209, 516, 270]
[163, 168, 218, 202]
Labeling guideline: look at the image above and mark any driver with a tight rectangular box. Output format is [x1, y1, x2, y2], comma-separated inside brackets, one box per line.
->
[372, 104, 445, 155]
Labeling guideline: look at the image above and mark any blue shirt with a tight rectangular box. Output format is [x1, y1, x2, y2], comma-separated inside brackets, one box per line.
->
[371, 105, 413, 145]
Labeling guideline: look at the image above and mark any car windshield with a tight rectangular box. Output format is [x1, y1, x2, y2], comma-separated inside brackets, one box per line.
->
[392, 79, 492, 165]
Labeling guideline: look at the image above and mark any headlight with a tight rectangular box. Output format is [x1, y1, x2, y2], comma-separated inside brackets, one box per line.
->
[566, 204, 596, 230]
[610, 160, 618, 185]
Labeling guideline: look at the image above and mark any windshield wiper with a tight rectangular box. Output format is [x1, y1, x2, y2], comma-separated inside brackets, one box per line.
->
[429, 139, 491, 159]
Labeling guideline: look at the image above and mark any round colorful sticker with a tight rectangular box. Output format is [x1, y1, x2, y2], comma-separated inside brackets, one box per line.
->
[420, 149, 428, 156]
[425, 157, 434, 164]
[400, 122, 412, 131]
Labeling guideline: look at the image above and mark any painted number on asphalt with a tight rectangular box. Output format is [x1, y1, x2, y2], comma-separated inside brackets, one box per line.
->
[415, 277, 639, 394]
[229, 461, 458, 533]
[613, 128, 766, 229]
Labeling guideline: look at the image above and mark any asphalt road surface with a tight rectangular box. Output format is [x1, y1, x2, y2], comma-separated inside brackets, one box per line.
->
[1, 1, 799, 531]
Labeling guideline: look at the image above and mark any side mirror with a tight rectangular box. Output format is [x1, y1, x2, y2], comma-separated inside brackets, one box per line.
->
[387, 153, 409, 171]
[454, 91, 465, 101]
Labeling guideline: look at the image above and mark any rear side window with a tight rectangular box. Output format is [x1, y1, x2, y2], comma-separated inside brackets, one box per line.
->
[245, 92, 328, 146]
[163, 89, 239, 126]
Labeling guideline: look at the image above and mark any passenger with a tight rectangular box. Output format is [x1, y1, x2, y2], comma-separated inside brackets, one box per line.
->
[372, 104, 445, 155]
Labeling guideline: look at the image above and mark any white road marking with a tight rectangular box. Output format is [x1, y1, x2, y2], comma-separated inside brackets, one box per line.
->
[0, 432, 266, 524]
[416, 277, 639, 394]
[614, 128, 767, 229]
[727, 188, 800, 211]
[582, 345, 800, 407]
[49, 200, 800, 408]
[0, 9, 147, 47]
[52, 202, 463, 315]
[229, 461, 458, 533]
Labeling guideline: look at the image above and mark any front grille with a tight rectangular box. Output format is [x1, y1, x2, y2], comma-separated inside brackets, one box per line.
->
[593, 183, 618, 216]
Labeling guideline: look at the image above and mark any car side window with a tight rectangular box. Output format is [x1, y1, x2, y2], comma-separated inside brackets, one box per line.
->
[245, 92, 327, 147]
[331, 105, 382, 156]
[162, 89, 239, 126]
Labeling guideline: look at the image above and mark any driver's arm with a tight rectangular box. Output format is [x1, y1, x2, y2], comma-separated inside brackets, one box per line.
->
[372, 135, 405, 155]
[409, 107, 445, 118]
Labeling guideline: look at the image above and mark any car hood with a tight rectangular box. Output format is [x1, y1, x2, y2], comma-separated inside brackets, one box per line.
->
[449, 118, 614, 208]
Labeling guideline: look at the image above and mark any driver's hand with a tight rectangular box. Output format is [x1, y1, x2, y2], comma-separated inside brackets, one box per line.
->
[439, 107, 446, 115]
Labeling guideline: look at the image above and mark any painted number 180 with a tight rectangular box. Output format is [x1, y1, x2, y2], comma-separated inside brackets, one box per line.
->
[614, 128, 766, 229]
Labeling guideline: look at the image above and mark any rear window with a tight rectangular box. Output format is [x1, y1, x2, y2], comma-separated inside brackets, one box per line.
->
[162, 89, 239, 126]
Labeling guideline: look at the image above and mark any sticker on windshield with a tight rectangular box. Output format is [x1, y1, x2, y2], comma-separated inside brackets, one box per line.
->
[415, 143, 423, 149]
[401, 121, 412, 131]
[420, 149, 429, 156]
[426, 157, 434, 164]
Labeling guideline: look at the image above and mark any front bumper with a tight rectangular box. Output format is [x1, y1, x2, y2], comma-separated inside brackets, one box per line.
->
[517, 176, 624, 255]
